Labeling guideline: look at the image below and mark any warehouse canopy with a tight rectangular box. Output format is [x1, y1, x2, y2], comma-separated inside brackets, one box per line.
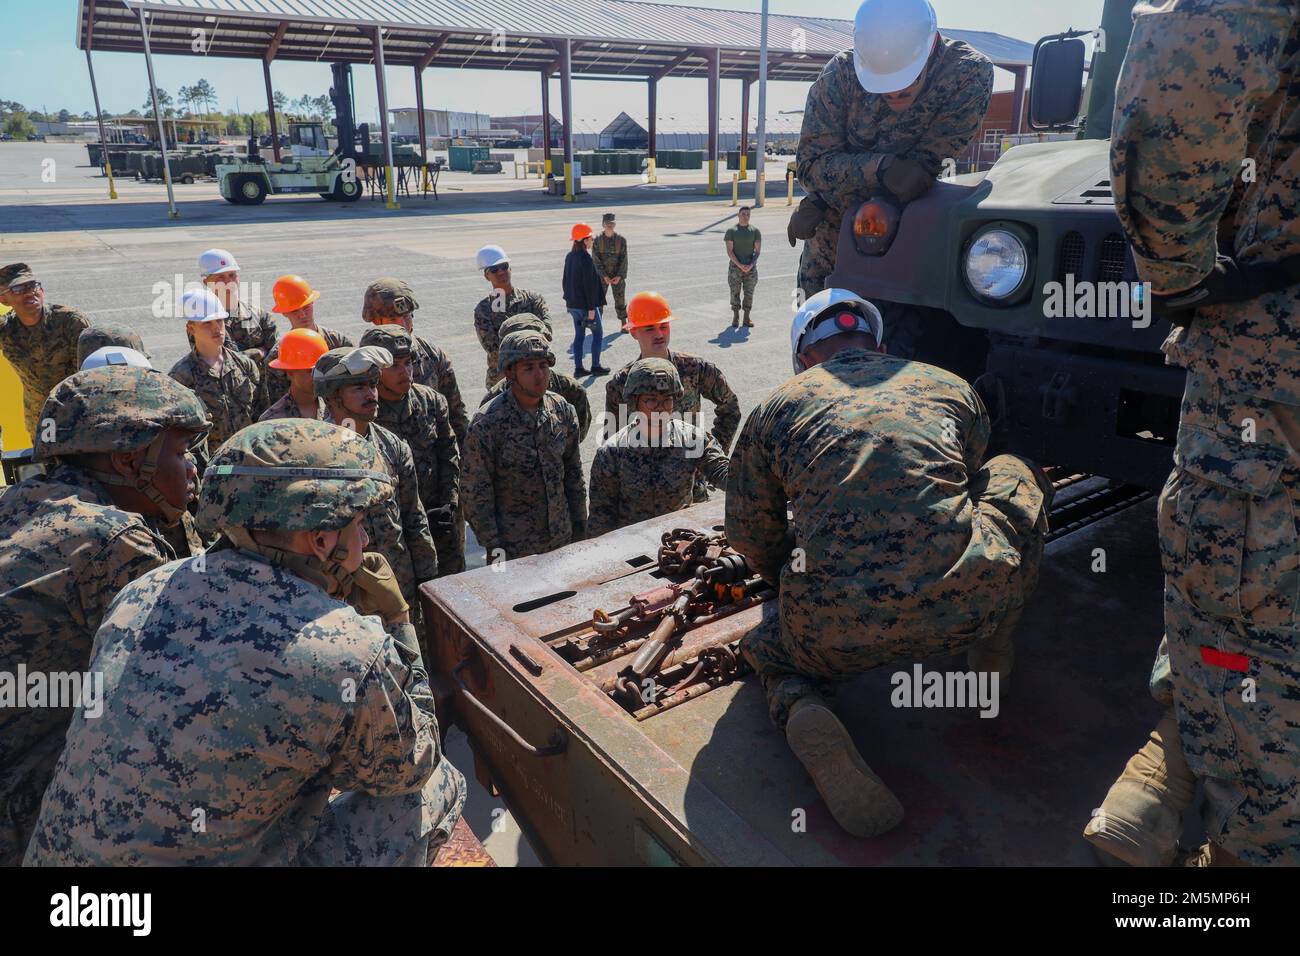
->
[79, 0, 1035, 83]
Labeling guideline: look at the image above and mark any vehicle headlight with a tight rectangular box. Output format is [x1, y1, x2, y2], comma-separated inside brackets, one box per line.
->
[963, 227, 1030, 303]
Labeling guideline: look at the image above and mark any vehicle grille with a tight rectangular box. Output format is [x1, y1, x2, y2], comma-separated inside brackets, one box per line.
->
[1099, 234, 1128, 282]
[1054, 230, 1133, 285]
[1056, 231, 1085, 284]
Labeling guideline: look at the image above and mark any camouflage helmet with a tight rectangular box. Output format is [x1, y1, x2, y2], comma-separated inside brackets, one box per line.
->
[77, 323, 149, 368]
[498, 313, 551, 342]
[33, 366, 210, 462]
[357, 324, 412, 360]
[362, 277, 418, 322]
[313, 345, 392, 398]
[497, 330, 555, 373]
[623, 357, 683, 400]
[197, 419, 394, 536]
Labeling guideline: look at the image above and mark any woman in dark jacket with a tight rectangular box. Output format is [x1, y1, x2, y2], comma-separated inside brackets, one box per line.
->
[563, 223, 609, 376]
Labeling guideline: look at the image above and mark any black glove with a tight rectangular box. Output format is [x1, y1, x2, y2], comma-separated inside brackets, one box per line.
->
[787, 194, 828, 246]
[879, 155, 933, 204]
[1150, 255, 1273, 323]
[427, 505, 455, 535]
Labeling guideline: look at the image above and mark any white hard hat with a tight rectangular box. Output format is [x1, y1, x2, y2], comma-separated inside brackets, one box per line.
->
[476, 245, 509, 270]
[180, 288, 229, 323]
[80, 345, 154, 371]
[198, 248, 240, 278]
[790, 288, 883, 373]
[853, 0, 938, 95]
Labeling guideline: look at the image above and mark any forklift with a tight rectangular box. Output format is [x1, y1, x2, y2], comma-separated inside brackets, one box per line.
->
[216, 63, 369, 205]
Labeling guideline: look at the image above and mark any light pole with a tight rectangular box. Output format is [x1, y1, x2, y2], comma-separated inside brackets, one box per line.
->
[754, 0, 770, 206]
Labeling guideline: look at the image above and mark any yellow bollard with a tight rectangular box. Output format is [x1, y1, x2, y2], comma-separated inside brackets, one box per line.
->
[384, 166, 400, 209]
[646, 157, 657, 184]
[756, 171, 766, 208]
[105, 161, 118, 200]
[564, 161, 575, 202]
[787, 169, 795, 206]
[731, 173, 739, 206]
[739, 153, 747, 181]
[707, 159, 718, 195]
[0, 313, 32, 459]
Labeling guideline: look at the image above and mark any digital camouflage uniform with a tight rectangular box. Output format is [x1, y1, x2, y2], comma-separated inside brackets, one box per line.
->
[725, 349, 1049, 728]
[482, 369, 591, 441]
[592, 231, 629, 323]
[375, 384, 462, 577]
[264, 325, 352, 400]
[605, 350, 741, 451]
[0, 288, 91, 439]
[0, 366, 208, 866]
[169, 348, 266, 450]
[463, 389, 587, 561]
[795, 40, 993, 298]
[410, 335, 469, 446]
[224, 298, 279, 357]
[725, 225, 761, 312]
[1112, 0, 1300, 866]
[472, 288, 553, 388]
[590, 420, 729, 537]
[259, 392, 331, 423]
[23, 420, 465, 865]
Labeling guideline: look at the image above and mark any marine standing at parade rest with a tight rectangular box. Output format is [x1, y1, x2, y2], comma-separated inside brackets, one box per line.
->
[461, 330, 587, 562]
[726, 288, 1051, 838]
[0, 366, 208, 865]
[24, 419, 466, 865]
[592, 213, 630, 331]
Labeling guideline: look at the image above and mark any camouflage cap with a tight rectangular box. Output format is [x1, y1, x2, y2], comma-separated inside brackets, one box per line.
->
[623, 357, 683, 400]
[197, 418, 394, 535]
[497, 313, 551, 342]
[313, 345, 392, 397]
[357, 324, 413, 360]
[0, 263, 35, 291]
[33, 366, 211, 462]
[362, 277, 418, 321]
[498, 330, 555, 373]
[77, 323, 149, 368]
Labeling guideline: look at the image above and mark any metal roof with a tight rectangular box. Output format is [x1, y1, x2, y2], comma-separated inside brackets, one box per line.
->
[80, 0, 1034, 83]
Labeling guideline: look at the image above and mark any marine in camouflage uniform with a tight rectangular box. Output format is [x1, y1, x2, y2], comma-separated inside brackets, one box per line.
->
[473, 286, 554, 388]
[462, 331, 587, 561]
[316, 347, 439, 608]
[480, 313, 592, 440]
[264, 325, 352, 402]
[361, 277, 469, 445]
[76, 322, 148, 369]
[726, 349, 1049, 730]
[259, 391, 331, 422]
[168, 345, 266, 450]
[0, 366, 208, 866]
[222, 298, 279, 358]
[794, 38, 992, 299]
[592, 214, 629, 325]
[23, 419, 465, 865]
[361, 326, 463, 577]
[0, 263, 91, 440]
[589, 358, 729, 537]
[1099, 0, 1300, 867]
[605, 350, 741, 452]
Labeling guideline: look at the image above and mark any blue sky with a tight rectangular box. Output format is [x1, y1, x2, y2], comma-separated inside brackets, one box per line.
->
[0, 1, 1104, 125]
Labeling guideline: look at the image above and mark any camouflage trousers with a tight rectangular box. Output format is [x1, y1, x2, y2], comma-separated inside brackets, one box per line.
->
[743, 453, 1050, 728]
[297, 759, 466, 866]
[728, 263, 759, 311]
[1151, 370, 1300, 865]
[432, 508, 467, 577]
[606, 280, 628, 323]
[796, 222, 839, 301]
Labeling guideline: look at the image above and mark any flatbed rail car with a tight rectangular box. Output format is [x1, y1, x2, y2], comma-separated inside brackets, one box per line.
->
[420, 494, 1178, 867]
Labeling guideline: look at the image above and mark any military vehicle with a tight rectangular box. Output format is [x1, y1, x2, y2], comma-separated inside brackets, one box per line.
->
[216, 63, 368, 205]
[828, 0, 1178, 492]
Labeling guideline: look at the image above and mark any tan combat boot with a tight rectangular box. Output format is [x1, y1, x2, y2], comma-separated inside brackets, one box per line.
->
[785, 697, 904, 838]
[743, 309, 754, 327]
[731, 308, 741, 328]
[1083, 710, 1196, 867]
[1183, 841, 1248, 867]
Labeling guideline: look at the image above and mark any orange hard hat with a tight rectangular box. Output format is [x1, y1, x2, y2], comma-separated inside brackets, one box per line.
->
[626, 291, 674, 330]
[570, 223, 593, 242]
[269, 327, 329, 370]
[271, 274, 321, 314]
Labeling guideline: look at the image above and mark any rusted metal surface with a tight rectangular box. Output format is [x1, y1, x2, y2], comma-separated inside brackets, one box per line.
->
[430, 816, 497, 867]
[421, 493, 1171, 866]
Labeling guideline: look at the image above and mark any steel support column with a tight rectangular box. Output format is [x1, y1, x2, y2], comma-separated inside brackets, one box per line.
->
[707, 48, 720, 195]
[1010, 66, 1028, 135]
[541, 69, 553, 182]
[414, 65, 429, 191]
[84, 49, 117, 200]
[137, 8, 177, 218]
[373, 27, 398, 208]
[646, 77, 658, 184]
[755, 0, 770, 206]
[263, 60, 281, 162]
[560, 38, 575, 202]
[739, 78, 752, 180]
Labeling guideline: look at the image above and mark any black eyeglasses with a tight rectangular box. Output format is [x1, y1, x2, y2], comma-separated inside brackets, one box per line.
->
[486, 264, 509, 275]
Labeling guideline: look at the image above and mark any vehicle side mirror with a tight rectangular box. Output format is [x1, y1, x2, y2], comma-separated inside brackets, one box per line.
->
[1029, 34, 1087, 131]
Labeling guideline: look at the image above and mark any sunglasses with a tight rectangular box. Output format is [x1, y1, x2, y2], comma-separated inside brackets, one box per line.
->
[6, 281, 40, 295]
[486, 264, 510, 275]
